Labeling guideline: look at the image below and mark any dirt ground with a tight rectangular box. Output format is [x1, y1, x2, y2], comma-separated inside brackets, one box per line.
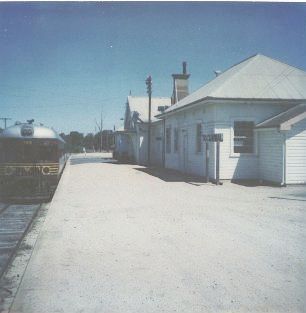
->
[8, 153, 306, 313]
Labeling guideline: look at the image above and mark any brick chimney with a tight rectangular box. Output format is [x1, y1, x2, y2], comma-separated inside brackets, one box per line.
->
[171, 61, 190, 105]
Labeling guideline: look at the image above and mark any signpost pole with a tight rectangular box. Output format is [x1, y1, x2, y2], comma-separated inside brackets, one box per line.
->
[205, 142, 209, 183]
[203, 133, 223, 185]
[216, 141, 220, 185]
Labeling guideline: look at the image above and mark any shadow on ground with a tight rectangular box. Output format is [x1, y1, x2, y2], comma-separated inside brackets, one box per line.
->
[268, 196, 306, 202]
[231, 180, 266, 187]
[134, 167, 208, 186]
[288, 190, 306, 199]
[231, 179, 284, 188]
[70, 157, 117, 165]
[0, 197, 49, 205]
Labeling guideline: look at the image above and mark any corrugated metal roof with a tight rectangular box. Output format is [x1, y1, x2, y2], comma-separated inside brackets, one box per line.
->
[128, 96, 171, 122]
[256, 103, 306, 129]
[163, 54, 306, 115]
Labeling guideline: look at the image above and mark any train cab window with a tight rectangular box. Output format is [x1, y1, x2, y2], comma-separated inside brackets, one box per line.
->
[3, 140, 24, 162]
[2, 140, 58, 163]
[23, 143, 32, 161]
[38, 143, 58, 162]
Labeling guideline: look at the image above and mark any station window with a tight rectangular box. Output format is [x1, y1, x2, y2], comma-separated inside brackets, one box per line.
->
[174, 128, 179, 153]
[166, 127, 171, 153]
[233, 121, 254, 153]
[196, 123, 202, 153]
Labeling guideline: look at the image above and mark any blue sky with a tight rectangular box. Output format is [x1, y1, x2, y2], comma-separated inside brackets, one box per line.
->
[1, 2, 306, 134]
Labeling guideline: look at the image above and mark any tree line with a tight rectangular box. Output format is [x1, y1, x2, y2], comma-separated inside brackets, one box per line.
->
[59, 130, 115, 153]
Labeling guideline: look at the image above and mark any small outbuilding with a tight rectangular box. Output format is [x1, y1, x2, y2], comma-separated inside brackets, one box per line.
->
[256, 104, 306, 185]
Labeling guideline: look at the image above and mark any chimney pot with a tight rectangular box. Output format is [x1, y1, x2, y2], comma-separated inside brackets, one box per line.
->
[214, 70, 222, 77]
[171, 62, 190, 105]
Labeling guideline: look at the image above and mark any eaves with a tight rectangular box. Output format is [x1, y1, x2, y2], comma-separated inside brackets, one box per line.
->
[155, 97, 305, 119]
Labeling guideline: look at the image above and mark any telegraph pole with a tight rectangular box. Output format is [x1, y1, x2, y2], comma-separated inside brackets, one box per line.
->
[95, 110, 103, 152]
[146, 76, 152, 166]
[100, 111, 103, 152]
[0, 117, 12, 129]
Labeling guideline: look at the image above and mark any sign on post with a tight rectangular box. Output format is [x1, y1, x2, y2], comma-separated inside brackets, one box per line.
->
[202, 133, 223, 142]
[202, 133, 223, 185]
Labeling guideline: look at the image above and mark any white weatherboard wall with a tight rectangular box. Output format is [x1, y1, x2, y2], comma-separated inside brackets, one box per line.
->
[215, 102, 292, 180]
[137, 125, 148, 166]
[150, 122, 163, 166]
[165, 101, 294, 180]
[164, 115, 179, 171]
[286, 118, 306, 184]
[164, 104, 215, 178]
[258, 130, 284, 185]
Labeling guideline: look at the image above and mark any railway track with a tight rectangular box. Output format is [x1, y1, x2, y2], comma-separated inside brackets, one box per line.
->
[0, 203, 41, 279]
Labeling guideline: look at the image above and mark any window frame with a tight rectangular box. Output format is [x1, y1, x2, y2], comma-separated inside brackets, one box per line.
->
[230, 118, 257, 157]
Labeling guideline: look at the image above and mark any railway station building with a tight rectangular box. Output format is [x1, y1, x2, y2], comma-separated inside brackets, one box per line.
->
[115, 95, 171, 165]
[116, 54, 306, 185]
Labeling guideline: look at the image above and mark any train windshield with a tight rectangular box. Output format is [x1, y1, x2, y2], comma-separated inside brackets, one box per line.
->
[0, 139, 58, 163]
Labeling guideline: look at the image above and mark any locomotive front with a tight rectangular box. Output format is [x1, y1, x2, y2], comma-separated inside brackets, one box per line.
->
[0, 122, 65, 200]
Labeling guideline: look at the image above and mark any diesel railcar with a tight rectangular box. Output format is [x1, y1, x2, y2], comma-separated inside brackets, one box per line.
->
[0, 122, 67, 200]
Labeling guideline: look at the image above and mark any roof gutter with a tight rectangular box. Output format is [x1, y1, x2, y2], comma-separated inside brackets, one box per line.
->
[156, 97, 214, 119]
[156, 98, 305, 119]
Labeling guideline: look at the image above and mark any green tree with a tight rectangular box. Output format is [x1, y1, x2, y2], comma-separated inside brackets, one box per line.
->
[65, 131, 84, 153]
[83, 133, 95, 151]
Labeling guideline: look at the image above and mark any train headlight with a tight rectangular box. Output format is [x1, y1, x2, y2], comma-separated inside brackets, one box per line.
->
[42, 166, 50, 175]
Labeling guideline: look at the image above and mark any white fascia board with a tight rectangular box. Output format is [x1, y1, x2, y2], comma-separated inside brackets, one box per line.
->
[157, 98, 297, 120]
[280, 111, 306, 131]
[157, 99, 213, 118]
[254, 127, 278, 132]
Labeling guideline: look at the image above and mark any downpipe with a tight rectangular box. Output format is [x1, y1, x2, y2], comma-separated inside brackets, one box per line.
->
[281, 132, 287, 187]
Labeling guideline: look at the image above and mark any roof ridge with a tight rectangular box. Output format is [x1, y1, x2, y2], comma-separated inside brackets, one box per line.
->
[216, 53, 260, 77]
[213, 54, 306, 98]
[211, 54, 259, 96]
[284, 75, 305, 98]
[212, 54, 306, 82]
[255, 66, 294, 98]
[162, 54, 306, 116]
[164, 54, 260, 112]
[259, 54, 306, 75]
